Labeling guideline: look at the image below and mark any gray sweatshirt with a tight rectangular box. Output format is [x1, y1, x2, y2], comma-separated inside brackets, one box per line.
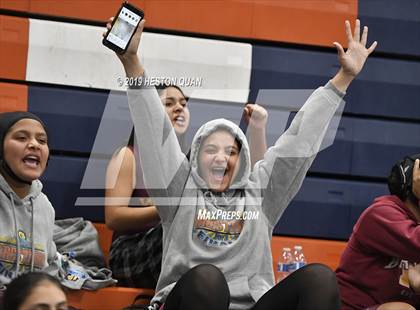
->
[127, 81, 344, 309]
[0, 173, 56, 285]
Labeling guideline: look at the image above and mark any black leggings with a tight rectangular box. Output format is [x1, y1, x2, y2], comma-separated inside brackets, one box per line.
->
[163, 263, 340, 310]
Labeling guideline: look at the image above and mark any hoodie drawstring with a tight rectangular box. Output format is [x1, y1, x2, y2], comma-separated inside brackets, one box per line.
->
[10, 193, 20, 276]
[10, 194, 36, 276]
[30, 197, 35, 272]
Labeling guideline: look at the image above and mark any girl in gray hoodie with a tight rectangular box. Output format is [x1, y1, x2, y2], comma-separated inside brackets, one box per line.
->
[108, 18, 377, 310]
[0, 112, 56, 288]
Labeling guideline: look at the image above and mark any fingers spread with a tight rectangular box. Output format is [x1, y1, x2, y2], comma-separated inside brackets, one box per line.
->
[345, 20, 353, 42]
[354, 19, 361, 42]
[333, 42, 345, 58]
[361, 26, 368, 46]
[367, 41, 378, 54]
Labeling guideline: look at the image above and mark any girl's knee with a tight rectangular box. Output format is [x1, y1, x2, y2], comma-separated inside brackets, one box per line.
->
[298, 263, 338, 289]
[186, 264, 227, 288]
[182, 264, 229, 303]
[189, 264, 223, 279]
[302, 263, 335, 279]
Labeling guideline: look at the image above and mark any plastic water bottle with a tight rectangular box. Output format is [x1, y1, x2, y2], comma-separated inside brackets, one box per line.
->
[277, 247, 292, 283]
[293, 245, 306, 270]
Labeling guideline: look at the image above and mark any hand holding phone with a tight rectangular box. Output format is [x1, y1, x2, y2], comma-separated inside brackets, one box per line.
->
[103, 2, 144, 55]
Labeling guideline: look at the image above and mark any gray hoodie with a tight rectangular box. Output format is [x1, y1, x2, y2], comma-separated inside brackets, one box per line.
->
[0, 173, 56, 285]
[127, 80, 344, 309]
[52, 217, 117, 290]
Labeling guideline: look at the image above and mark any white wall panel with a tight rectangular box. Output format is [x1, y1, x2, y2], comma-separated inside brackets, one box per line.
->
[26, 19, 252, 102]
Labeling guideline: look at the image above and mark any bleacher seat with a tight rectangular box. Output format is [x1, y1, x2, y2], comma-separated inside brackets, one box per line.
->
[66, 224, 346, 310]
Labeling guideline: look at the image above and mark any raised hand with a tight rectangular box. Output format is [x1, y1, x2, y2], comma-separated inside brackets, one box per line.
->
[333, 19, 377, 78]
[243, 103, 268, 165]
[331, 20, 377, 92]
[103, 17, 145, 78]
[103, 17, 145, 59]
[243, 104, 268, 130]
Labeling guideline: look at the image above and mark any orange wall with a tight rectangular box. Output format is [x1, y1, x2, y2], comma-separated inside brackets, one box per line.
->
[0, 15, 29, 80]
[0, 0, 30, 11]
[0, 82, 28, 112]
[0, 0, 357, 47]
[271, 236, 346, 272]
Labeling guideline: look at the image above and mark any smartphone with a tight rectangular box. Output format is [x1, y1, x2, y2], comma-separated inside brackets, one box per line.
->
[102, 2, 144, 54]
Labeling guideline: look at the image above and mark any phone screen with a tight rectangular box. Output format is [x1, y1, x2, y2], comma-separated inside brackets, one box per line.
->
[106, 6, 142, 50]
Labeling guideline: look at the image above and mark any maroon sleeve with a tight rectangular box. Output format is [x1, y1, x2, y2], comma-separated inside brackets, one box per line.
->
[354, 204, 420, 262]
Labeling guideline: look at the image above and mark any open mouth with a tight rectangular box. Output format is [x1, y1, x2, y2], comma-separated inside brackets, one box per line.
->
[211, 167, 228, 181]
[174, 115, 185, 126]
[22, 155, 40, 168]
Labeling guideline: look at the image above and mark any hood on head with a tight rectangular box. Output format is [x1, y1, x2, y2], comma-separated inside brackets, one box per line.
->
[0, 111, 48, 160]
[0, 111, 49, 185]
[189, 118, 251, 190]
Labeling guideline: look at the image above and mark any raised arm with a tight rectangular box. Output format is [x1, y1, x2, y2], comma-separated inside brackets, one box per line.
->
[112, 18, 145, 79]
[105, 19, 189, 221]
[331, 19, 377, 92]
[255, 19, 377, 225]
[243, 104, 268, 166]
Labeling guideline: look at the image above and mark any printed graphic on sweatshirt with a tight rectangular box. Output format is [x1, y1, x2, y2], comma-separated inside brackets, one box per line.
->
[0, 231, 46, 280]
[65, 267, 88, 283]
[193, 216, 244, 247]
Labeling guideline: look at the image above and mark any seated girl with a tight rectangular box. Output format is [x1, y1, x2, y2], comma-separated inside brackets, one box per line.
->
[0, 112, 56, 297]
[109, 18, 377, 310]
[105, 82, 268, 288]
